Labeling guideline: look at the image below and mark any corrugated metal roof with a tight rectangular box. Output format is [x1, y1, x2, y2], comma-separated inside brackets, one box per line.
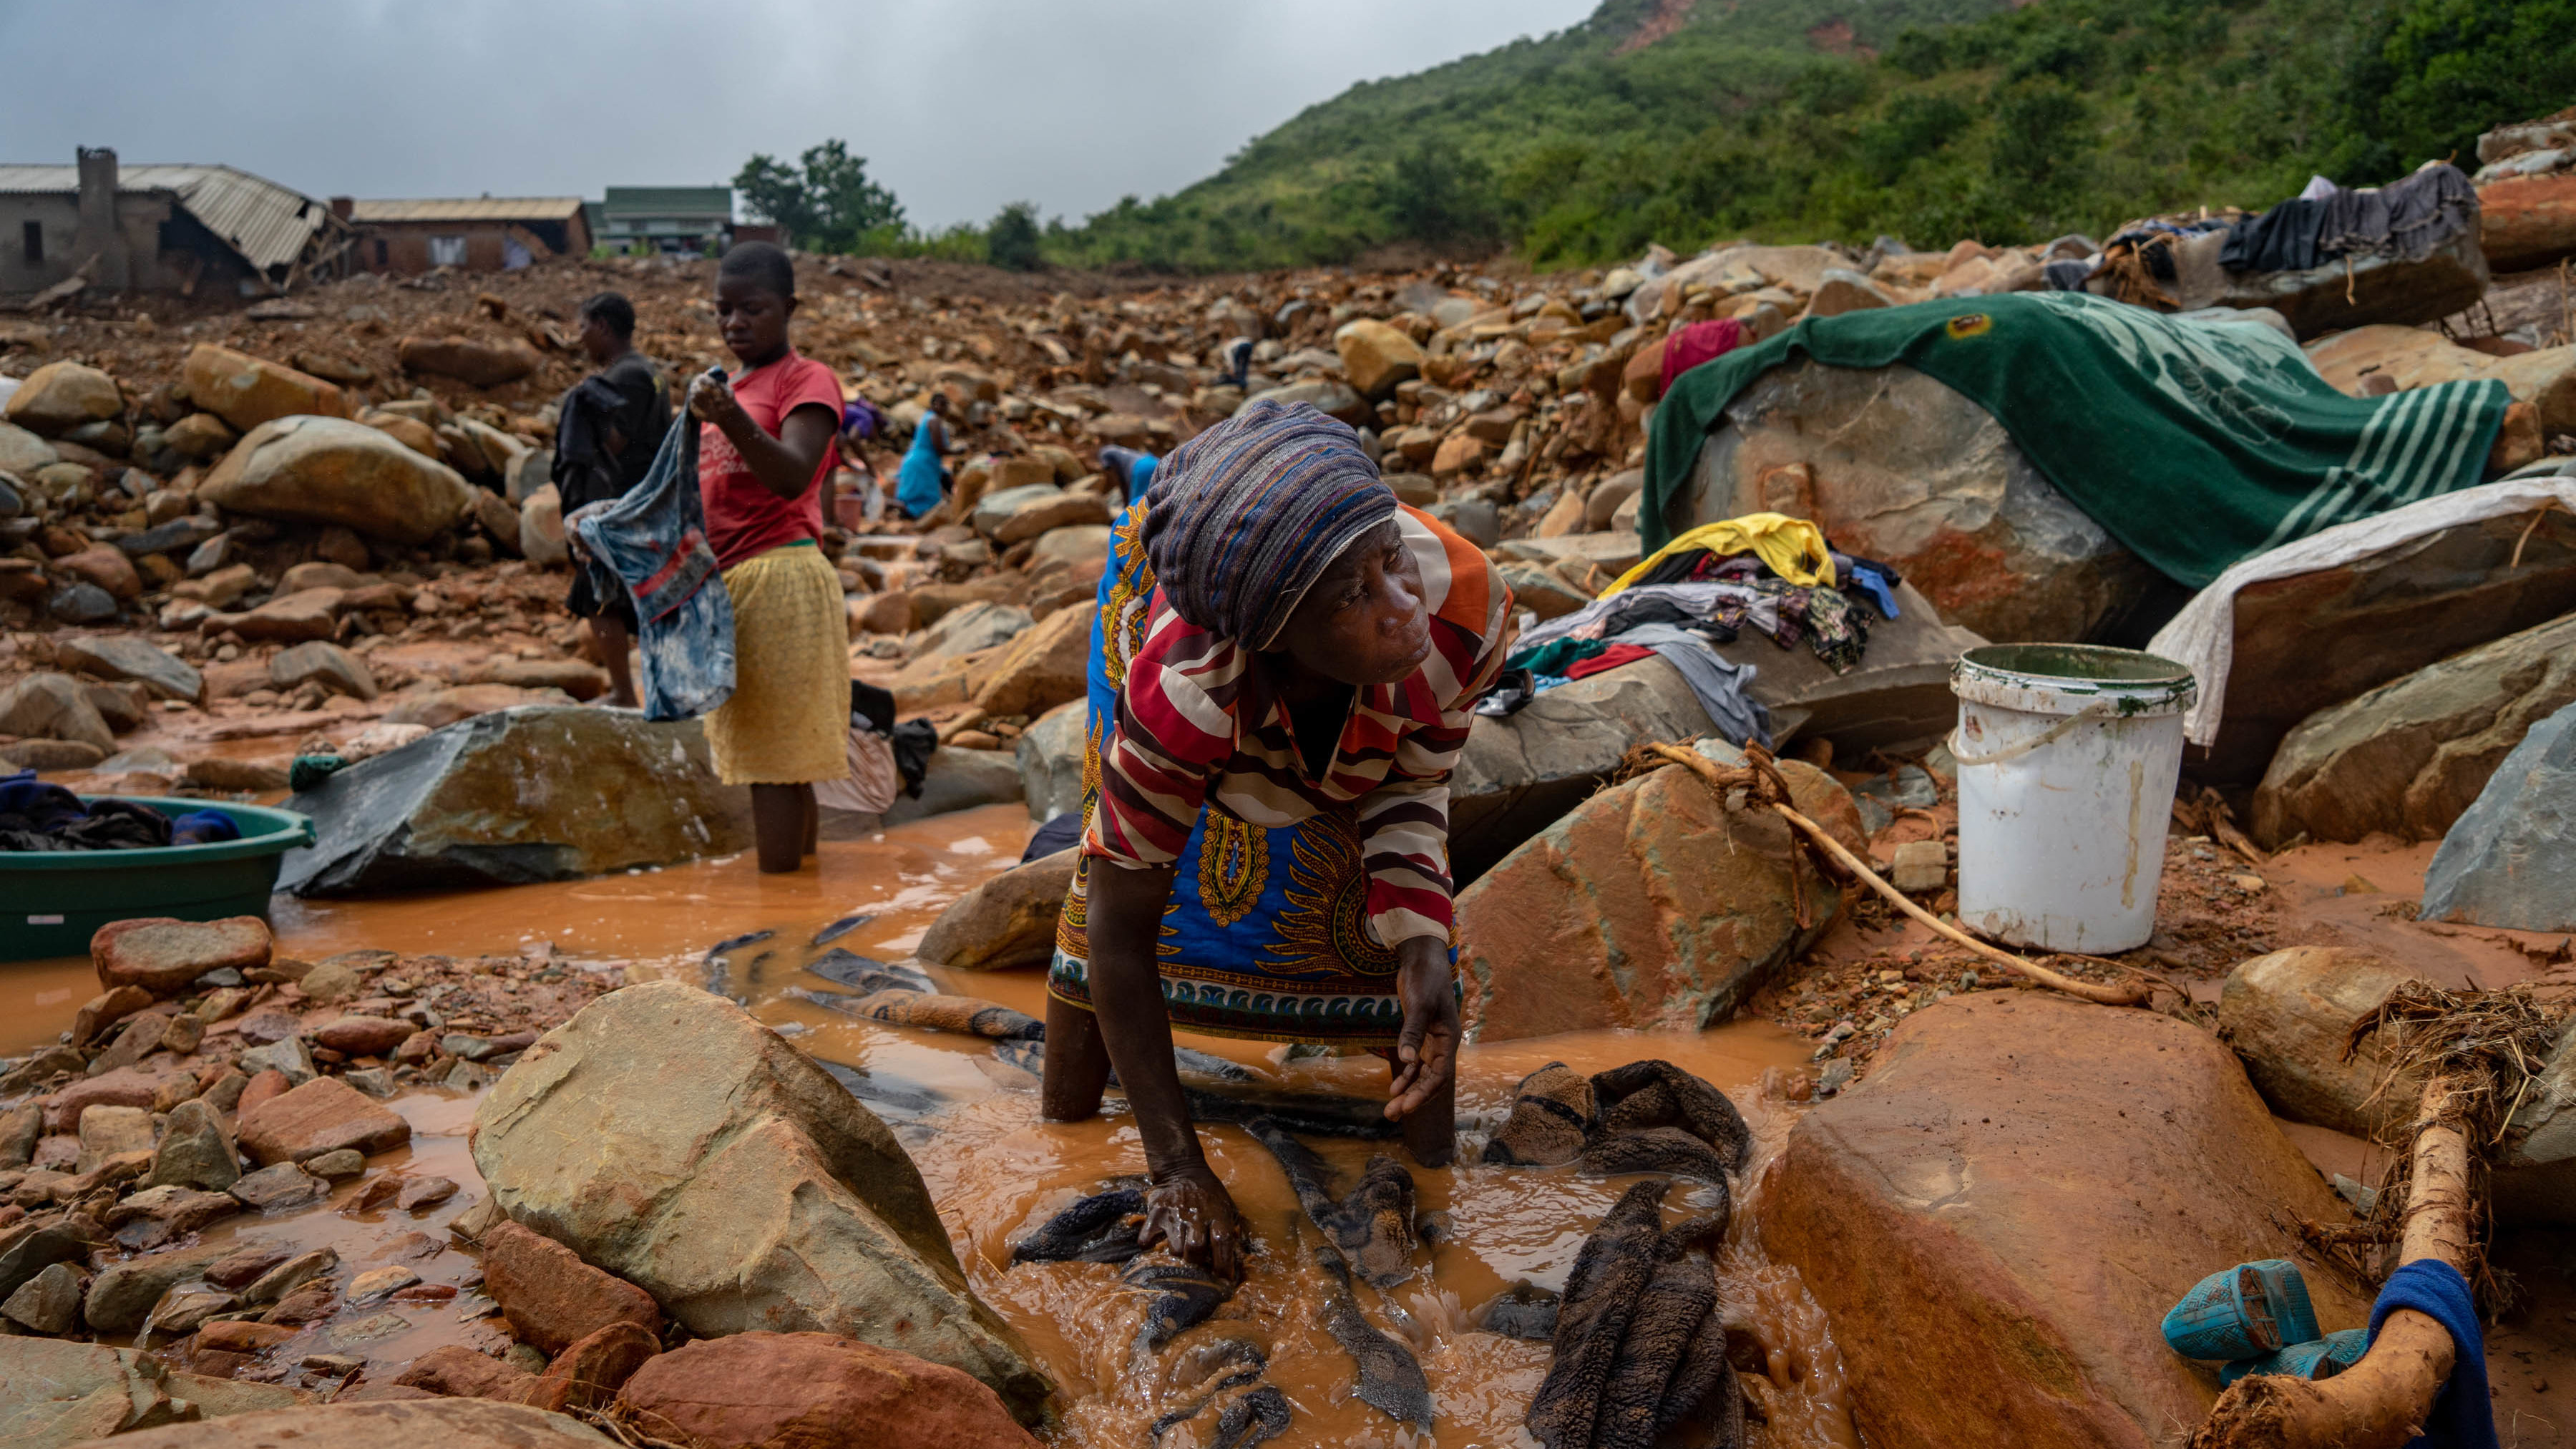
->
[600, 185, 733, 217]
[0, 162, 346, 273]
[350, 197, 585, 224]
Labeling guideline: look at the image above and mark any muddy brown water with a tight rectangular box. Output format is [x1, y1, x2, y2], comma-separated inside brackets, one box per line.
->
[4, 801, 1857, 1447]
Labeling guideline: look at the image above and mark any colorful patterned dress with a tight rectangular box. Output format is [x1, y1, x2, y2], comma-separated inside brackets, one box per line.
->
[1048, 500, 1511, 1045]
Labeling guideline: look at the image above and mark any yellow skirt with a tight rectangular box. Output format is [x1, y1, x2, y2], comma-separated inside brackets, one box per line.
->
[704, 542, 850, 786]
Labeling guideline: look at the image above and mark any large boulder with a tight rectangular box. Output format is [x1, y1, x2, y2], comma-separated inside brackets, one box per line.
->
[1335, 318, 1424, 400]
[989, 490, 1111, 547]
[199, 416, 477, 545]
[1015, 700, 1086, 824]
[397, 335, 542, 389]
[967, 484, 1062, 539]
[1724, 577, 1988, 751]
[914, 600, 1032, 662]
[277, 706, 753, 897]
[2214, 947, 2429, 1138]
[1, 362, 122, 436]
[2480, 171, 2576, 271]
[2306, 326, 2576, 436]
[2253, 611, 2576, 845]
[0, 672, 116, 751]
[1760, 992, 2372, 1449]
[917, 849, 1073, 972]
[53, 635, 203, 704]
[2420, 697, 2576, 931]
[882, 747, 1025, 827]
[1454, 741, 1860, 1041]
[92, 917, 271, 997]
[970, 603, 1093, 719]
[0, 1338, 301, 1445]
[2497, 1027, 2576, 1226]
[2213, 223, 2490, 339]
[95, 1397, 614, 1448]
[1670, 360, 2159, 643]
[180, 344, 350, 433]
[2165, 498, 2576, 784]
[614, 1332, 1037, 1449]
[0, 421, 60, 474]
[470, 982, 1052, 1423]
[1448, 657, 1715, 884]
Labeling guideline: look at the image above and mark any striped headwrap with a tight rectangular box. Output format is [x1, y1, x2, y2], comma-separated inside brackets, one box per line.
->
[1139, 399, 1396, 649]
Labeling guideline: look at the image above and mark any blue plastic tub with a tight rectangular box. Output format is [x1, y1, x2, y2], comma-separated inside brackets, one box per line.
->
[1, 797, 315, 962]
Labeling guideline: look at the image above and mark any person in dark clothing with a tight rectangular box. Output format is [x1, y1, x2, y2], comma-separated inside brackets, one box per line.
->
[554, 292, 671, 708]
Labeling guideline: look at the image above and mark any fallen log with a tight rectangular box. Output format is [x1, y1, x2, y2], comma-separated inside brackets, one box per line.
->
[2186, 1075, 2472, 1449]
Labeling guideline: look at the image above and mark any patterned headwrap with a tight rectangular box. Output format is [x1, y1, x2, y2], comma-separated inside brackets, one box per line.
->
[1139, 399, 1396, 649]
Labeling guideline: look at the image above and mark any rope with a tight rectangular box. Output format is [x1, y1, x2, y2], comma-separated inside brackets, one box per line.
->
[1633, 740, 2152, 1008]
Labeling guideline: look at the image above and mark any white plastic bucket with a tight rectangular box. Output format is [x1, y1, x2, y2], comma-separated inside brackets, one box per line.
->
[1948, 644, 2197, 953]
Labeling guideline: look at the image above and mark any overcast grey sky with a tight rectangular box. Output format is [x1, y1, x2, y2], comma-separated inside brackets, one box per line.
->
[1, 0, 1596, 229]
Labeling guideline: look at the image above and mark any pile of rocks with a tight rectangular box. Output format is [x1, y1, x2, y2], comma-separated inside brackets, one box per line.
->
[0, 917, 610, 1373]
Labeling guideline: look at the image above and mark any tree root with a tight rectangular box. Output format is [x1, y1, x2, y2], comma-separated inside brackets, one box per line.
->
[2187, 1076, 2472, 1449]
[1639, 741, 2150, 1008]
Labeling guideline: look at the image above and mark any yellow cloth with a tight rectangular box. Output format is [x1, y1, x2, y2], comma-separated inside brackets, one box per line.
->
[703, 543, 852, 786]
[1601, 512, 1837, 597]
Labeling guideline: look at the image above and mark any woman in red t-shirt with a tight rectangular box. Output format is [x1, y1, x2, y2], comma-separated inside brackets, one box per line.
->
[685, 243, 852, 872]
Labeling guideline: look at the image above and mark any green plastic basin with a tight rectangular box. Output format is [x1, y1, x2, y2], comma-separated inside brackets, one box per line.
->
[1, 797, 316, 962]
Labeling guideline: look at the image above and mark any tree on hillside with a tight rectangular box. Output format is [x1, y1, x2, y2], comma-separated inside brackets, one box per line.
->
[987, 201, 1043, 270]
[734, 140, 906, 253]
[1378, 140, 1502, 248]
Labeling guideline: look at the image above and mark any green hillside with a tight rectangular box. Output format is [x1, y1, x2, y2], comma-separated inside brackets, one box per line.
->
[1048, 0, 2576, 270]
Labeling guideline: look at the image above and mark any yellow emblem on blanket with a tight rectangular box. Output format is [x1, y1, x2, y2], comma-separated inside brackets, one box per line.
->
[1946, 313, 1993, 340]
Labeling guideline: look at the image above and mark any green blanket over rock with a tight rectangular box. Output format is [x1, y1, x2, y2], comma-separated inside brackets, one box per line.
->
[1641, 293, 2511, 587]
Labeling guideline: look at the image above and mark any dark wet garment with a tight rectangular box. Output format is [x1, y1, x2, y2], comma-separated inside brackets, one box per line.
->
[804, 950, 933, 993]
[1245, 1118, 1420, 1289]
[1483, 1060, 1597, 1166]
[1310, 1231, 1433, 1430]
[1010, 1186, 1148, 1265]
[1009, 1184, 1235, 1352]
[1577, 1127, 1735, 1189]
[790, 985, 1044, 1040]
[1123, 1251, 1235, 1350]
[1528, 1181, 1667, 1449]
[1527, 1181, 1741, 1449]
[1593, 1060, 1752, 1172]
[1151, 1339, 1292, 1448]
[1480, 1281, 1563, 1341]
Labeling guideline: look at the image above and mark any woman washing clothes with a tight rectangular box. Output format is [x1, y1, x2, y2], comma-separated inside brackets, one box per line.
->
[1043, 400, 1512, 1281]
[894, 391, 955, 519]
[687, 242, 851, 873]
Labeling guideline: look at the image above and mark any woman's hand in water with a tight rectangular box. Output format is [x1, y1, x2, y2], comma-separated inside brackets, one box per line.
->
[1141, 1162, 1244, 1283]
[686, 371, 744, 430]
[1386, 937, 1460, 1120]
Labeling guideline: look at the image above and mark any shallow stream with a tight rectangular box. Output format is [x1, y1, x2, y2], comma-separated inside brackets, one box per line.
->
[6, 802, 1858, 1447]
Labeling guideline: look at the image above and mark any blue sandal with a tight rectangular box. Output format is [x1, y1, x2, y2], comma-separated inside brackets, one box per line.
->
[2165, 1264, 2283, 1361]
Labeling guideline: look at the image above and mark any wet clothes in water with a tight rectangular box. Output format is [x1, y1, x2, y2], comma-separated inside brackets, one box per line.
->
[569, 411, 738, 721]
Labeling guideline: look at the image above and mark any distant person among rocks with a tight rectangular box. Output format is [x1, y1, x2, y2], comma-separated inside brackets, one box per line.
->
[1040, 399, 1512, 1284]
[552, 291, 670, 708]
[894, 392, 954, 519]
[688, 242, 852, 874]
[1095, 444, 1158, 503]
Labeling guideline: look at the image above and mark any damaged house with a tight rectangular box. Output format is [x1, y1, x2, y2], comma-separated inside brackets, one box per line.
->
[343, 195, 592, 275]
[0, 146, 356, 298]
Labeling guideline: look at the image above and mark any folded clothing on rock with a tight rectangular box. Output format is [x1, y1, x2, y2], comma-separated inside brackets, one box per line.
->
[1643, 293, 2511, 588]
